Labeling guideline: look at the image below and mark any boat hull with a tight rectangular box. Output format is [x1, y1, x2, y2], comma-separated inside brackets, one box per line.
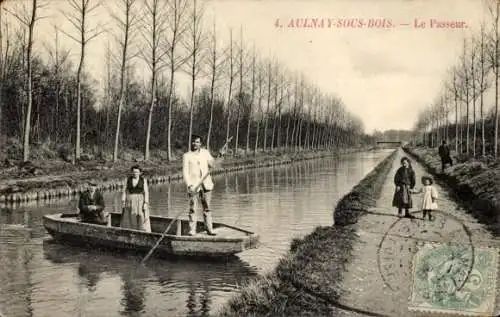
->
[43, 213, 259, 258]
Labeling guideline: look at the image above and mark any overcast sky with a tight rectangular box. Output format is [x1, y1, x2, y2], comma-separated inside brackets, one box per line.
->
[3, 0, 492, 134]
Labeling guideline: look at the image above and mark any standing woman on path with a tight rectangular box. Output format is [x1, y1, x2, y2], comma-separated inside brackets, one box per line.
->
[121, 165, 151, 232]
[392, 157, 416, 218]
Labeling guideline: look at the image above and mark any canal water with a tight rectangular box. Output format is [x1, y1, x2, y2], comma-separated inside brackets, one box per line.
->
[0, 149, 393, 317]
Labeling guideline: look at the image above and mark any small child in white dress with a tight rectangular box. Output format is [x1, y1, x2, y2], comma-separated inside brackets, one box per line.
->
[412, 176, 438, 220]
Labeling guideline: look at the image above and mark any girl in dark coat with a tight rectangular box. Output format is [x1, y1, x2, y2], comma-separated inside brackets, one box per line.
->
[392, 156, 416, 217]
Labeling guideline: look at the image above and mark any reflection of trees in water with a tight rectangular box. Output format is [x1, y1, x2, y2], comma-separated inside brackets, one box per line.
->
[271, 166, 276, 190]
[0, 212, 35, 317]
[45, 241, 258, 317]
[0, 207, 13, 224]
[252, 169, 259, 192]
[1, 204, 59, 239]
[235, 175, 240, 194]
[120, 270, 146, 316]
[152, 258, 257, 317]
[77, 264, 100, 292]
[186, 280, 211, 317]
[224, 174, 229, 194]
[246, 173, 250, 194]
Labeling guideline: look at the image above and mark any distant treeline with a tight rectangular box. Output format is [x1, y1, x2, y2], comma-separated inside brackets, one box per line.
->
[413, 0, 500, 158]
[0, 0, 372, 163]
[372, 129, 414, 143]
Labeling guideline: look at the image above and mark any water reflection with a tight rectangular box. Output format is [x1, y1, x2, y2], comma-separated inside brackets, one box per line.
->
[42, 241, 258, 317]
[120, 269, 147, 316]
[186, 280, 212, 317]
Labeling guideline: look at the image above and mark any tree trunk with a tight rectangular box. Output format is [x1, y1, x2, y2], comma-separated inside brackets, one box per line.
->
[144, 76, 156, 160]
[245, 47, 255, 154]
[234, 29, 243, 156]
[270, 76, 279, 151]
[167, 71, 175, 161]
[495, 1, 500, 157]
[113, 0, 133, 162]
[480, 27, 486, 157]
[23, 0, 38, 162]
[188, 71, 196, 152]
[207, 65, 216, 150]
[455, 91, 459, 154]
[206, 26, 217, 150]
[276, 86, 283, 150]
[0, 11, 3, 143]
[254, 69, 262, 155]
[263, 63, 271, 152]
[225, 30, 234, 148]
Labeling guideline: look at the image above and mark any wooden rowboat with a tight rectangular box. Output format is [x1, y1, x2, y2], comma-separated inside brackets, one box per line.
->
[43, 212, 260, 258]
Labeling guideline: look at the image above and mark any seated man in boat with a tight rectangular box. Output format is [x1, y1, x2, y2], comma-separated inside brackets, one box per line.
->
[78, 182, 108, 225]
[183, 134, 226, 236]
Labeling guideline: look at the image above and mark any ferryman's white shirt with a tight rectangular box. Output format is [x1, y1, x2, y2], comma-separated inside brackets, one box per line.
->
[183, 148, 215, 191]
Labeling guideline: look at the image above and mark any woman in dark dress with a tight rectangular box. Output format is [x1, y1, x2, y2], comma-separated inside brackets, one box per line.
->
[392, 157, 416, 218]
[120, 165, 151, 232]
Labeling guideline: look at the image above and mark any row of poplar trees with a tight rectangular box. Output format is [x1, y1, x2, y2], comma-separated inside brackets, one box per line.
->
[0, 0, 366, 164]
[413, 0, 500, 158]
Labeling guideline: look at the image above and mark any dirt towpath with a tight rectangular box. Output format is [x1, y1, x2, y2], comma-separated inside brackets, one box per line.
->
[335, 148, 499, 317]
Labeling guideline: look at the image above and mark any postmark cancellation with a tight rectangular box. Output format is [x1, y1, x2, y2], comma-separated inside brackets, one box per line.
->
[409, 242, 499, 316]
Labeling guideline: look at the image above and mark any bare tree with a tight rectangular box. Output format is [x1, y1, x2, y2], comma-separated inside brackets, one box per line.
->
[5, 0, 45, 162]
[43, 25, 71, 144]
[0, 10, 9, 144]
[254, 60, 263, 154]
[205, 18, 224, 150]
[470, 38, 478, 157]
[461, 39, 470, 155]
[294, 76, 305, 151]
[103, 40, 113, 145]
[61, 0, 105, 162]
[304, 87, 314, 150]
[140, 0, 169, 161]
[183, 0, 206, 150]
[245, 43, 256, 154]
[165, 0, 190, 161]
[109, 0, 139, 162]
[224, 29, 236, 147]
[452, 69, 461, 153]
[488, 0, 500, 156]
[289, 74, 300, 149]
[0, 11, 3, 142]
[284, 74, 296, 150]
[478, 23, 489, 156]
[234, 26, 247, 155]
[263, 58, 273, 151]
[275, 72, 287, 150]
[270, 64, 281, 151]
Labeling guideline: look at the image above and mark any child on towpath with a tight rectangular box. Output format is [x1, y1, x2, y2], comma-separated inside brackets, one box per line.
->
[412, 175, 438, 221]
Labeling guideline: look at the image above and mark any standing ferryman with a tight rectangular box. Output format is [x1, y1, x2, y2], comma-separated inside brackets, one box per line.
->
[182, 134, 226, 236]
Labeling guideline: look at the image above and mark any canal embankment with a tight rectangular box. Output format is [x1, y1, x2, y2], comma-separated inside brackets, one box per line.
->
[0, 148, 370, 205]
[215, 149, 397, 316]
[403, 145, 500, 233]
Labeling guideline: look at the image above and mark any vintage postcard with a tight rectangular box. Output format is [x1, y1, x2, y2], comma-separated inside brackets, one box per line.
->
[0, 0, 499, 316]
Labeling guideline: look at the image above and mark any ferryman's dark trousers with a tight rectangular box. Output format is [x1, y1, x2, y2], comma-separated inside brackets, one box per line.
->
[441, 156, 453, 171]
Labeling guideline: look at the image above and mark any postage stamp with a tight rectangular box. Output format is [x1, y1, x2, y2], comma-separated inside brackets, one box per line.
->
[409, 242, 498, 316]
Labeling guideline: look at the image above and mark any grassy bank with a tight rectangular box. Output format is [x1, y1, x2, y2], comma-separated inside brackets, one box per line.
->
[403, 145, 500, 232]
[333, 149, 397, 226]
[215, 150, 397, 317]
[0, 147, 367, 204]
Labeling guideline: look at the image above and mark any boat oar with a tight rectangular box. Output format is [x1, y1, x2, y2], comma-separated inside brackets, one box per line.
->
[141, 137, 232, 264]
